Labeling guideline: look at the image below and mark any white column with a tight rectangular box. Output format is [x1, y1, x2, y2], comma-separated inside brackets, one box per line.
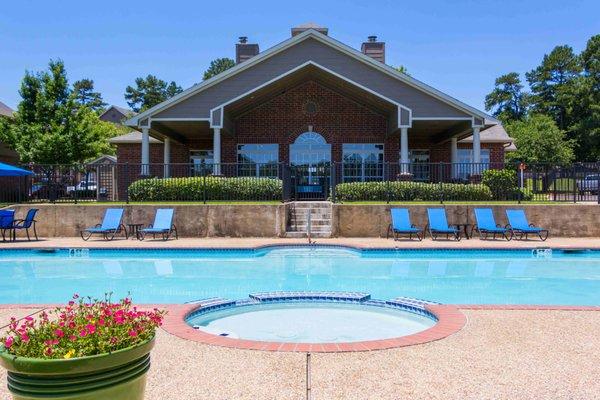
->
[163, 137, 171, 178]
[400, 127, 409, 173]
[213, 127, 221, 175]
[141, 127, 150, 175]
[450, 137, 458, 179]
[472, 126, 481, 164]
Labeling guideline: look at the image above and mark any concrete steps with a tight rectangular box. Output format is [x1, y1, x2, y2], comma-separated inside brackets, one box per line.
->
[285, 202, 333, 238]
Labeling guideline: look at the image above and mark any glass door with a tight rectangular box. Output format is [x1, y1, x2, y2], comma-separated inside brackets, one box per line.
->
[409, 150, 430, 181]
[289, 132, 331, 199]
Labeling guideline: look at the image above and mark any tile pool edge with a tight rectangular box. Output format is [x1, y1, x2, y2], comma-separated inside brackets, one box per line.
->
[159, 303, 466, 353]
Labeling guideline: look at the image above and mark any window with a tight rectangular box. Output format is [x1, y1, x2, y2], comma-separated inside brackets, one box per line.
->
[237, 144, 279, 177]
[342, 144, 384, 182]
[457, 149, 490, 179]
[190, 150, 214, 175]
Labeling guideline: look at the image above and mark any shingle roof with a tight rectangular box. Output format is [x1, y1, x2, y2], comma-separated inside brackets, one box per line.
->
[0, 101, 14, 118]
[108, 131, 162, 144]
[460, 124, 513, 144]
[100, 105, 134, 119]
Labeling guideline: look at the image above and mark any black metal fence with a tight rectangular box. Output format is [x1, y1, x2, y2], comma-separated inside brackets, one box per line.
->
[1, 162, 599, 204]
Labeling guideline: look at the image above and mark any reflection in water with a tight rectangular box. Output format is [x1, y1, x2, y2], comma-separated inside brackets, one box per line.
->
[0, 249, 598, 305]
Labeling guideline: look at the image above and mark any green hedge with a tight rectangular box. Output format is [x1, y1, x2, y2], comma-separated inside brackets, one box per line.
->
[128, 176, 283, 201]
[335, 181, 493, 202]
[482, 169, 533, 201]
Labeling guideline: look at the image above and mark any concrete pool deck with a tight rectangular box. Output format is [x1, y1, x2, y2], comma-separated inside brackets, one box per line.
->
[2, 308, 599, 399]
[3, 236, 600, 249]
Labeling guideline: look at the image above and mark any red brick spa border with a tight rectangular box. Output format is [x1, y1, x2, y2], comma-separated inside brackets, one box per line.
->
[160, 303, 468, 353]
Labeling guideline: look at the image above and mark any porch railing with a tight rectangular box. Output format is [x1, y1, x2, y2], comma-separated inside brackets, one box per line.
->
[0, 161, 598, 204]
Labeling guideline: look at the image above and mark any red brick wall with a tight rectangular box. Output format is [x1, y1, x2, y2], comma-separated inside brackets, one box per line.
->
[226, 80, 393, 163]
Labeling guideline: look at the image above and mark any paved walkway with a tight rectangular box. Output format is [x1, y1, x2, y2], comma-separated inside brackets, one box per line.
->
[2, 236, 600, 249]
[1, 308, 599, 399]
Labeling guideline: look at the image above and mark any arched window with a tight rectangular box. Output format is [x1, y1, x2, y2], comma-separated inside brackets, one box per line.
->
[294, 132, 327, 145]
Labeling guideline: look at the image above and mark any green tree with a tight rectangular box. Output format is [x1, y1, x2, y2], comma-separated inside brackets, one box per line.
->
[567, 35, 600, 160]
[526, 45, 581, 130]
[0, 59, 120, 164]
[394, 65, 410, 76]
[72, 79, 106, 112]
[203, 58, 235, 80]
[124, 75, 182, 112]
[505, 114, 575, 164]
[485, 72, 530, 121]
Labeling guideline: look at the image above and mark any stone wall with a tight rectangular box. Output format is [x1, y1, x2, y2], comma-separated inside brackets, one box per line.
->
[332, 204, 600, 237]
[7, 204, 286, 238]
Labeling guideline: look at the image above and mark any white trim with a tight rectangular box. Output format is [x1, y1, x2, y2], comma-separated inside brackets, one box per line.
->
[208, 60, 411, 129]
[150, 118, 211, 122]
[125, 29, 488, 127]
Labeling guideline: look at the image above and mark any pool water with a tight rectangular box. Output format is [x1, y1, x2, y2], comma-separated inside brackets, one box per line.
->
[0, 247, 599, 305]
[187, 302, 436, 343]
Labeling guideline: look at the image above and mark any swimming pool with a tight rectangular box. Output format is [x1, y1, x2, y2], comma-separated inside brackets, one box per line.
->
[0, 246, 599, 305]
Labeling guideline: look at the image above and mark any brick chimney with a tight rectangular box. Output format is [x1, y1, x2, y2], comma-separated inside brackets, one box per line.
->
[361, 35, 385, 63]
[291, 23, 328, 37]
[236, 36, 259, 64]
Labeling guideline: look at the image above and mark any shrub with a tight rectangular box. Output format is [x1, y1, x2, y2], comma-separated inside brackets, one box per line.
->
[334, 181, 493, 202]
[128, 176, 282, 201]
[482, 169, 532, 200]
[0, 295, 165, 359]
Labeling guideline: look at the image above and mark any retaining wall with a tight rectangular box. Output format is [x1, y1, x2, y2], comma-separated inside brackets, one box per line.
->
[332, 204, 600, 237]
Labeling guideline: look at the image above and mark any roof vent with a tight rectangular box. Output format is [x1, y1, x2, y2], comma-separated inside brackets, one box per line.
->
[361, 35, 385, 63]
[235, 37, 259, 64]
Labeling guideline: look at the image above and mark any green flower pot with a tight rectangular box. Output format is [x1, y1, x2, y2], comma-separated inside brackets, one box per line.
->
[0, 337, 155, 400]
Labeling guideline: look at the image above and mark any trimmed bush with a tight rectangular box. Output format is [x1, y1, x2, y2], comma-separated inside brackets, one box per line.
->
[128, 176, 282, 201]
[482, 169, 532, 201]
[334, 181, 493, 202]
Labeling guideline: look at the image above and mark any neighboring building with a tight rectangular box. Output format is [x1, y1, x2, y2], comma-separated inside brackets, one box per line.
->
[122, 24, 513, 183]
[0, 101, 19, 164]
[100, 105, 134, 124]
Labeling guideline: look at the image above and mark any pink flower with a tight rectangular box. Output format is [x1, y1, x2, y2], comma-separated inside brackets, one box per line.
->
[69, 335, 77, 342]
[4, 337, 14, 348]
[128, 330, 137, 338]
[20, 333, 29, 343]
[86, 324, 96, 334]
[79, 330, 87, 338]
[54, 329, 64, 338]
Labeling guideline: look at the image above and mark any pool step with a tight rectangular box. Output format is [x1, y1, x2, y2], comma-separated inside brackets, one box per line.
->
[285, 202, 333, 238]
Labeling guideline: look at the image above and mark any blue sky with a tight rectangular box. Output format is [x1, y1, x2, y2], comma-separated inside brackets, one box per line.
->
[1, 0, 598, 111]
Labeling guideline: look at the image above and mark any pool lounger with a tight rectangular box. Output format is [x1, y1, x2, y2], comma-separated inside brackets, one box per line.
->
[386, 208, 423, 241]
[506, 209, 549, 241]
[139, 208, 178, 241]
[80, 208, 127, 241]
[473, 208, 512, 241]
[426, 208, 461, 241]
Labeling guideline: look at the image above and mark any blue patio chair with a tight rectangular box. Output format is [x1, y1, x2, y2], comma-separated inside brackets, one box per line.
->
[80, 208, 127, 241]
[0, 210, 16, 242]
[139, 209, 178, 241]
[474, 208, 512, 241]
[12, 208, 39, 241]
[506, 209, 548, 241]
[386, 208, 423, 241]
[426, 208, 461, 241]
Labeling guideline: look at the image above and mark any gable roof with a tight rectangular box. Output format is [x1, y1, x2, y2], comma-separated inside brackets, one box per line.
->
[0, 101, 14, 118]
[127, 29, 490, 127]
[108, 131, 162, 144]
[460, 124, 512, 144]
[101, 105, 134, 119]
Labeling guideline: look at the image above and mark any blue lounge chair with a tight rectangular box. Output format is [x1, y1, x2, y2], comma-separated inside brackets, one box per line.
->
[139, 209, 178, 241]
[80, 208, 127, 241]
[0, 210, 15, 242]
[386, 208, 423, 241]
[506, 209, 548, 241]
[427, 208, 461, 241]
[474, 208, 512, 241]
[12, 208, 39, 241]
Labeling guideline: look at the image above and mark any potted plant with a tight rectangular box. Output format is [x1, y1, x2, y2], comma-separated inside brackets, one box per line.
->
[0, 295, 165, 400]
